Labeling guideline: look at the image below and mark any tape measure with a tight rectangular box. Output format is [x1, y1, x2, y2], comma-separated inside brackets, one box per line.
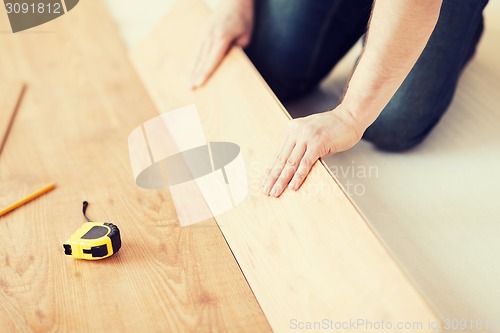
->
[63, 201, 121, 260]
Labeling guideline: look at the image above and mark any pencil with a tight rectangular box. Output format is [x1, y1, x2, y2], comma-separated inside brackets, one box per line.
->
[0, 183, 56, 217]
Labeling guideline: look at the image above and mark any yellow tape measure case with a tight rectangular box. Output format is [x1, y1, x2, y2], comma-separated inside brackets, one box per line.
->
[64, 222, 121, 260]
[63, 202, 121, 260]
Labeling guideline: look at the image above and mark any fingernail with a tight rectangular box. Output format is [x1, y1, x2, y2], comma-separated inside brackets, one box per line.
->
[261, 177, 268, 187]
[195, 77, 204, 87]
[288, 182, 297, 191]
[270, 187, 278, 197]
[262, 185, 270, 195]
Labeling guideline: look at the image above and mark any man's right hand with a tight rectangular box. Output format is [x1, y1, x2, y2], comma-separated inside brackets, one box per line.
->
[188, 0, 254, 89]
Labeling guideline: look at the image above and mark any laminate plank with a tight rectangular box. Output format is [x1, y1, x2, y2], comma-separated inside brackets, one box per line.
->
[0, 2, 270, 332]
[131, 0, 442, 332]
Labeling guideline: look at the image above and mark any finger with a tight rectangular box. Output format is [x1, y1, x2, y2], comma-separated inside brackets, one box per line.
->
[191, 36, 231, 88]
[261, 137, 293, 192]
[288, 147, 319, 191]
[190, 37, 216, 86]
[269, 143, 306, 197]
[262, 139, 295, 195]
[262, 167, 272, 188]
[261, 137, 290, 186]
[191, 37, 223, 88]
[188, 36, 212, 88]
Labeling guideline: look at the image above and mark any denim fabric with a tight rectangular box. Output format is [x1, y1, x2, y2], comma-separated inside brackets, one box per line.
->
[246, 0, 489, 151]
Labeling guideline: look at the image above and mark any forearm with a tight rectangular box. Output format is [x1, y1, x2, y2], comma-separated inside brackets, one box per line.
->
[340, 0, 442, 134]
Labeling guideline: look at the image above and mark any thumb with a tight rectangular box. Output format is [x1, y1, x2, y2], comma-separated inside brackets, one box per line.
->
[235, 34, 251, 48]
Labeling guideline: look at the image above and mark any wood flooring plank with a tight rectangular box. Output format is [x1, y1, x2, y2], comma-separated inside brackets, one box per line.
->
[0, 1, 270, 332]
[131, 0, 442, 332]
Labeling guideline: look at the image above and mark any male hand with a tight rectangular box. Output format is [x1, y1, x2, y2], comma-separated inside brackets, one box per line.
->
[262, 107, 362, 197]
[188, 0, 254, 88]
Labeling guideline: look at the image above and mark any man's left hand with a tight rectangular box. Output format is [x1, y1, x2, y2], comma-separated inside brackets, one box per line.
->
[262, 106, 362, 197]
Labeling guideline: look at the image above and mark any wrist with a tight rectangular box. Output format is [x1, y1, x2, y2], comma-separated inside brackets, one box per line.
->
[332, 102, 370, 140]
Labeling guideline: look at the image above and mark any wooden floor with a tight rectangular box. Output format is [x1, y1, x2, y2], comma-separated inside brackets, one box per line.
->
[7, 0, 491, 331]
[0, 0, 445, 331]
[0, 2, 269, 332]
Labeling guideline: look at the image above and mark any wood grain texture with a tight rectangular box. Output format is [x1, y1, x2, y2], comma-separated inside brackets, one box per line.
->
[131, 0, 442, 332]
[0, 82, 25, 156]
[0, 2, 270, 332]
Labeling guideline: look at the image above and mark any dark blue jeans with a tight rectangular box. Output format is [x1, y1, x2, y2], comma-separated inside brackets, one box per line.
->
[246, 0, 489, 151]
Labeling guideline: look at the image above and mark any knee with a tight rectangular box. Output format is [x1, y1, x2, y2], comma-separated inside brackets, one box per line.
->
[244, 1, 317, 102]
[245, 37, 313, 101]
[367, 130, 426, 152]
[246, 46, 312, 101]
[262, 73, 311, 102]
[363, 108, 438, 152]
